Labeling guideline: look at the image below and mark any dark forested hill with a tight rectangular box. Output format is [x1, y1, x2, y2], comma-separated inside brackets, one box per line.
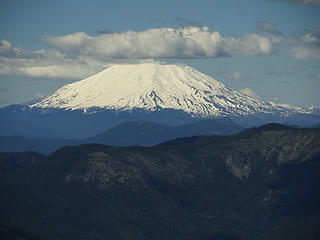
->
[1, 124, 320, 240]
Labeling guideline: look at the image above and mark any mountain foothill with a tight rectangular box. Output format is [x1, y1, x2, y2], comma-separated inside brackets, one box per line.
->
[1, 63, 320, 240]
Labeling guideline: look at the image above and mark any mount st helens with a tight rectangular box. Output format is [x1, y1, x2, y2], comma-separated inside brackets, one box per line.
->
[1, 63, 319, 138]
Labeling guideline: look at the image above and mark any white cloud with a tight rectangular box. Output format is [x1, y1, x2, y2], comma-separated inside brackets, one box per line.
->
[292, 46, 320, 60]
[42, 32, 93, 54]
[0, 39, 32, 58]
[302, 33, 319, 43]
[0, 25, 318, 79]
[220, 34, 273, 57]
[34, 93, 45, 99]
[301, 29, 320, 43]
[273, 0, 320, 6]
[222, 72, 242, 80]
[0, 48, 108, 79]
[255, 22, 320, 60]
[291, 29, 320, 60]
[239, 88, 260, 99]
[0, 26, 279, 79]
[6, 65, 99, 79]
[42, 27, 274, 59]
[256, 21, 283, 36]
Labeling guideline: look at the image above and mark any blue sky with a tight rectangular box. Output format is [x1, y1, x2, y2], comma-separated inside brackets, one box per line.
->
[0, 0, 319, 107]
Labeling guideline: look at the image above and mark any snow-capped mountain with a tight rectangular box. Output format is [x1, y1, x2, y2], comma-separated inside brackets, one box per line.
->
[2, 63, 319, 139]
[29, 63, 311, 117]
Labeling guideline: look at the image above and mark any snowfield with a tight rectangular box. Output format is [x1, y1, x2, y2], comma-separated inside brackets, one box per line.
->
[30, 63, 315, 117]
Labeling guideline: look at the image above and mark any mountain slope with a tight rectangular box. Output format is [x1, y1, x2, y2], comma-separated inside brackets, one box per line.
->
[1, 63, 319, 139]
[0, 118, 243, 154]
[313, 123, 320, 128]
[87, 117, 243, 146]
[29, 63, 312, 118]
[1, 125, 320, 240]
[0, 136, 80, 155]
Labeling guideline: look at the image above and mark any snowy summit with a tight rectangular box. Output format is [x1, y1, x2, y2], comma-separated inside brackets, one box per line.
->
[30, 63, 310, 117]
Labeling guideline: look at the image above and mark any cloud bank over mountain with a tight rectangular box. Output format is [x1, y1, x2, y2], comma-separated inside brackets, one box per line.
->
[41, 27, 274, 59]
[0, 25, 319, 79]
